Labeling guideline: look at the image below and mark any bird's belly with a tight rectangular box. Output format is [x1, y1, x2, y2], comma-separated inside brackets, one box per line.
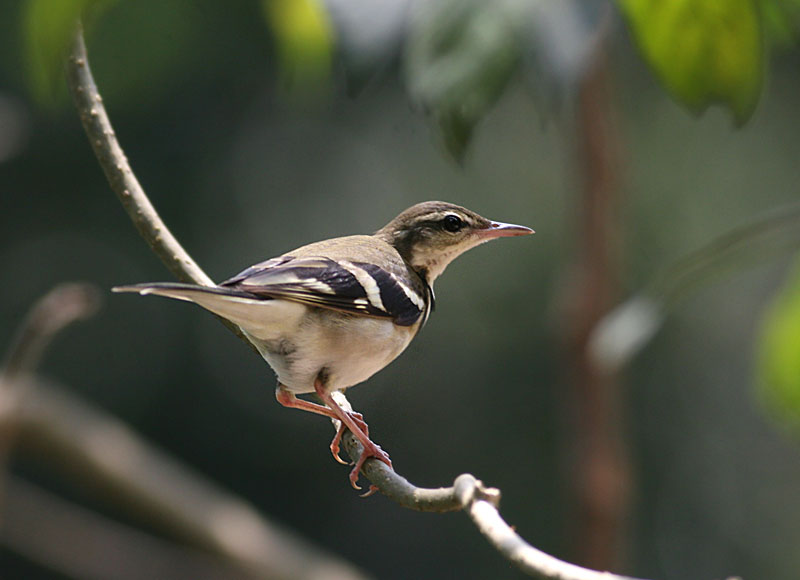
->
[248, 312, 415, 394]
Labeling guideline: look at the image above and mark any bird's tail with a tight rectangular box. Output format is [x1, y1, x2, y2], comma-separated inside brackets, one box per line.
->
[113, 282, 255, 302]
[112, 282, 275, 333]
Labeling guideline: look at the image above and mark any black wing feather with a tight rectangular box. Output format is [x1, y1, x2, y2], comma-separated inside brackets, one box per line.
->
[220, 257, 427, 326]
[358, 263, 426, 326]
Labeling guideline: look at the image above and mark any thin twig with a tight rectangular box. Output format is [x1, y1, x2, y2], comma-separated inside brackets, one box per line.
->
[336, 397, 647, 580]
[589, 201, 800, 373]
[65, 26, 211, 287]
[0, 283, 100, 383]
[345, 423, 646, 580]
[652, 200, 800, 307]
[65, 23, 254, 349]
[66, 22, 655, 580]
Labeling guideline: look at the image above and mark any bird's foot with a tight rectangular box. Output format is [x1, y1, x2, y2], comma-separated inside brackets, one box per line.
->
[329, 411, 369, 464]
[349, 438, 392, 493]
[312, 381, 392, 494]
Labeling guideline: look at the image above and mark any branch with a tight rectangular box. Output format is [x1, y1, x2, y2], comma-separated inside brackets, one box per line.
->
[1, 475, 257, 580]
[17, 382, 369, 580]
[65, 23, 661, 580]
[65, 24, 253, 349]
[65, 26, 211, 287]
[0, 283, 100, 383]
[339, 431, 647, 580]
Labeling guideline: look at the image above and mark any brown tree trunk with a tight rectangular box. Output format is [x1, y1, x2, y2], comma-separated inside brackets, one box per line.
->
[564, 49, 631, 571]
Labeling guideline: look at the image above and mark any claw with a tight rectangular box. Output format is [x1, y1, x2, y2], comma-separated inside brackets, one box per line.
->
[348, 440, 392, 490]
[360, 485, 380, 498]
[329, 424, 349, 465]
[328, 410, 370, 465]
[310, 382, 392, 494]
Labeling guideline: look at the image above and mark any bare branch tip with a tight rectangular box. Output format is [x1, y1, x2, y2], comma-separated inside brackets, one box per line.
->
[454, 474, 501, 509]
[1, 283, 102, 380]
[35, 283, 103, 327]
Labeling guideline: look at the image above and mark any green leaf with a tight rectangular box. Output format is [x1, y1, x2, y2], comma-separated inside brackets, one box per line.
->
[23, 0, 112, 107]
[757, 253, 800, 433]
[617, 0, 764, 125]
[760, 0, 800, 47]
[263, 0, 334, 96]
[405, 0, 519, 161]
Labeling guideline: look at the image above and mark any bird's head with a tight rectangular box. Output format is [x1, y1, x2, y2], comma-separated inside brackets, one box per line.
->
[375, 201, 533, 283]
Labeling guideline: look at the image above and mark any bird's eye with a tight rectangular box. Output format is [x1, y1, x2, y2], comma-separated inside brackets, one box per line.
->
[442, 214, 463, 233]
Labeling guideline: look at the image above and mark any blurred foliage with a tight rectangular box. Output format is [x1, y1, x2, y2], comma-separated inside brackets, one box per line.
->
[404, 0, 518, 162]
[758, 255, 800, 433]
[617, 0, 763, 125]
[762, 0, 800, 46]
[23, 0, 113, 106]
[22, 0, 800, 150]
[22, 0, 222, 110]
[262, 0, 334, 95]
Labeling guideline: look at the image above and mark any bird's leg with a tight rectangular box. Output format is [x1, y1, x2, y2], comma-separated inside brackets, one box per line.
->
[275, 382, 391, 492]
[312, 380, 393, 492]
[275, 384, 336, 417]
[328, 412, 369, 464]
[275, 384, 382, 484]
[275, 385, 351, 464]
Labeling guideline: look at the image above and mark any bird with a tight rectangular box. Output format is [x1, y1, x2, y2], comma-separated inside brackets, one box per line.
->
[114, 201, 533, 492]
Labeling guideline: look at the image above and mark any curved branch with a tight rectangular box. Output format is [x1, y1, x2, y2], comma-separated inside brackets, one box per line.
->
[65, 25, 254, 350]
[334, 391, 645, 580]
[65, 26, 211, 287]
[65, 23, 658, 580]
[345, 425, 645, 580]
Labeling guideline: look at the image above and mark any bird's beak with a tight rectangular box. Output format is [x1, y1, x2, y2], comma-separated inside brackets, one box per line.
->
[479, 221, 535, 239]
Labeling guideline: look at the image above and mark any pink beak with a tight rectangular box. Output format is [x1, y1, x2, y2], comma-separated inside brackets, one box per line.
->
[479, 220, 535, 239]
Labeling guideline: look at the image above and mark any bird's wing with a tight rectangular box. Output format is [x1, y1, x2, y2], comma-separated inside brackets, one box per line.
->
[221, 256, 428, 327]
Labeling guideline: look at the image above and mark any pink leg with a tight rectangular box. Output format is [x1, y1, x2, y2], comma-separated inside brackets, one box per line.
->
[328, 411, 369, 464]
[275, 384, 393, 492]
[312, 380, 392, 491]
[275, 385, 348, 464]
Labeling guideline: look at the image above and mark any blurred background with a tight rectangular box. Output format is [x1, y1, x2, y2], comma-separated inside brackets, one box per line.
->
[3, 0, 800, 578]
